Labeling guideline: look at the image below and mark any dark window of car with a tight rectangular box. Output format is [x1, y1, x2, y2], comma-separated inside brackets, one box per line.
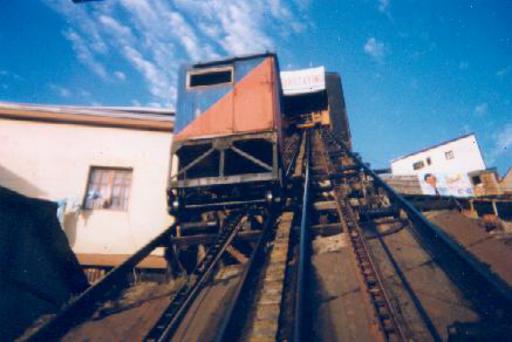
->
[188, 67, 233, 88]
[426, 157, 432, 165]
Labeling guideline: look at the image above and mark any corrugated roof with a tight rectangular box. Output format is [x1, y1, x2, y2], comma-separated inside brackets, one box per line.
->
[0, 102, 174, 132]
[391, 133, 476, 163]
[192, 52, 276, 68]
[0, 101, 174, 121]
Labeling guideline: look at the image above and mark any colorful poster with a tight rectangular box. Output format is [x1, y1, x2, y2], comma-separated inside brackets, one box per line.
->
[419, 172, 474, 197]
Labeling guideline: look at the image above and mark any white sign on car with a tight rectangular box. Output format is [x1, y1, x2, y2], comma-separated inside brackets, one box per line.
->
[280, 66, 326, 96]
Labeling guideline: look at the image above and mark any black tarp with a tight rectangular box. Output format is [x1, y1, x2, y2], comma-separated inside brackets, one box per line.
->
[0, 186, 88, 340]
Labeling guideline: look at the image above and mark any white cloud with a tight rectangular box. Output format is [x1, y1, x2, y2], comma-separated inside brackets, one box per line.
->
[64, 30, 108, 79]
[378, 0, 389, 13]
[44, 0, 309, 106]
[459, 61, 469, 70]
[364, 37, 386, 61]
[79, 89, 91, 97]
[122, 46, 172, 100]
[147, 102, 163, 108]
[0, 70, 23, 81]
[114, 71, 126, 81]
[49, 84, 71, 98]
[493, 123, 512, 157]
[496, 66, 511, 78]
[474, 102, 489, 116]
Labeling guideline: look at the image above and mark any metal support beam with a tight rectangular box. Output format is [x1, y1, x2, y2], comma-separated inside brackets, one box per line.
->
[230, 145, 273, 171]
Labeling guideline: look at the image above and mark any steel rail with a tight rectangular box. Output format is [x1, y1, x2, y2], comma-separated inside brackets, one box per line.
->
[323, 128, 512, 322]
[293, 129, 311, 342]
[26, 224, 177, 341]
[144, 211, 245, 342]
[319, 129, 409, 341]
[285, 132, 304, 179]
[216, 132, 305, 341]
[214, 210, 278, 342]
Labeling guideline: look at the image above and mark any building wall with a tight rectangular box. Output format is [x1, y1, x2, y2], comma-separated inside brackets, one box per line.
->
[390, 135, 486, 176]
[501, 169, 512, 195]
[472, 171, 503, 196]
[0, 118, 173, 256]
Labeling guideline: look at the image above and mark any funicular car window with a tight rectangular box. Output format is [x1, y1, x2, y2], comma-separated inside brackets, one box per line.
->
[188, 67, 233, 88]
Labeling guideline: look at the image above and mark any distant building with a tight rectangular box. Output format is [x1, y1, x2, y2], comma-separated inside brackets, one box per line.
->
[390, 134, 487, 197]
[0, 102, 174, 269]
[500, 168, 512, 195]
[468, 168, 503, 197]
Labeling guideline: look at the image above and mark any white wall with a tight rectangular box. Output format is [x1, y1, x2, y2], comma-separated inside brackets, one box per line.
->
[0, 119, 174, 255]
[391, 135, 486, 176]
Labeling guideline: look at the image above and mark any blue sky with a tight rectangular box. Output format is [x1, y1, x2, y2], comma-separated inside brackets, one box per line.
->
[0, 0, 511, 174]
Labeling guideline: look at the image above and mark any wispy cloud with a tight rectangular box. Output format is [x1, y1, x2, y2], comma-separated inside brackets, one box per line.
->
[491, 123, 512, 160]
[474, 102, 489, 116]
[114, 71, 126, 81]
[44, 0, 309, 106]
[49, 84, 72, 98]
[364, 37, 386, 61]
[378, 0, 389, 13]
[64, 30, 108, 79]
[0, 70, 23, 81]
[458, 61, 469, 70]
[496, 66, 511, 78]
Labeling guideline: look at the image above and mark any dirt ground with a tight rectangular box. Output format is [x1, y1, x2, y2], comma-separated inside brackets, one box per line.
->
[425, 210, 512, 286]
[310, 233, 378, 342]
[63, 282, 176, 341]
[367, 225, 479, 340]
[61, 265, 242, 341]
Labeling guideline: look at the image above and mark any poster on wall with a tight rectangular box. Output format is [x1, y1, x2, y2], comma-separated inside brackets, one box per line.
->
[419, 172, 474, 197]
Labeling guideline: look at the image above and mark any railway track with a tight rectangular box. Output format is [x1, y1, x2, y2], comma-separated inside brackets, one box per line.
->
[23, 127, 512, 341]
[317, 127, 512, 340]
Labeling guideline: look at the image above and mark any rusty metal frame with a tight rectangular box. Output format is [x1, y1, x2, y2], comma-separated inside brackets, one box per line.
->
[170, 131, 280, 189]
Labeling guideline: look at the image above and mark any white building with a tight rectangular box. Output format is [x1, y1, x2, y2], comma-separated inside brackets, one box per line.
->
[390, 134, 486, 197]
[0, 102, 174, 268]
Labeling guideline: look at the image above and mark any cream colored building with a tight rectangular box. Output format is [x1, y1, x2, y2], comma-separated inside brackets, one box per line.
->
[0, 102, 174, 267]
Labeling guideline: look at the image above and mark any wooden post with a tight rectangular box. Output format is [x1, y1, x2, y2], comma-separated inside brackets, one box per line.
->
[492, 200, 499, 218]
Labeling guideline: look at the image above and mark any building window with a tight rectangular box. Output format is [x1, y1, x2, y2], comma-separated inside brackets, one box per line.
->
[445, 150, 454, 160]
[472, 175, 482, 185]
[84, 167, 132, 211]
[187, 66, 233, 88]
[413, 160, 425, 170]
[426, 157, 432, 165]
